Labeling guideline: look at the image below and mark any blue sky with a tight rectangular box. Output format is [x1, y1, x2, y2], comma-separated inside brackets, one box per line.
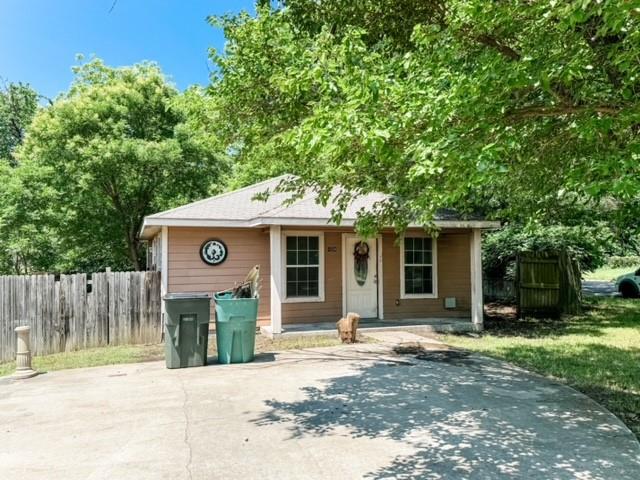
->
[0, 0, 255, 99]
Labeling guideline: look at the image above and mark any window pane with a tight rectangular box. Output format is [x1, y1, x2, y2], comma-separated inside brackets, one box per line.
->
[298, 250, 308, 266]
[297, 236, 308, 250]
[404, 237, 413, 251]
[298, 267, 308, 282]
[287, 236, 297, 250]
[308, 236, 319, 250]
[424, 251, 432, 265]
[286, 267, 297, 282]
[404, 265, 433, 294]
[422, 266, 433, 294]
[413, 250, 423, 265]
[287, 281, 297, 297]
[309, 250, 319, 264]
[308, 266, 319, 282]
[307, 281, 319, 297]
[405, 249, 412, 265]
[286, 250, 297, 265]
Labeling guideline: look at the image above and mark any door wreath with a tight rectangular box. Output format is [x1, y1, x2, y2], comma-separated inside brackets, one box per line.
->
[353, 241, 370, 286]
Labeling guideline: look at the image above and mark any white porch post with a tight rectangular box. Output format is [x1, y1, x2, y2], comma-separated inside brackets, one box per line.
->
[470, 228, 483, 330]
[160, 226, 168, 316]
[269, 225, 283, 335]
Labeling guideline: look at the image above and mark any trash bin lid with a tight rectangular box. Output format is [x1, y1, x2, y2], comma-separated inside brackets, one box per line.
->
[163, 292, 211, 300]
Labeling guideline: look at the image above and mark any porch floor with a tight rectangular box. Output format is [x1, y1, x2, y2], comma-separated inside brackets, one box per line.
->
[261, 317, 478, 338]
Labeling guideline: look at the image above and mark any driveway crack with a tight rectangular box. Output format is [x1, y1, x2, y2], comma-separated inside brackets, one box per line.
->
[179, 375, 194, 480]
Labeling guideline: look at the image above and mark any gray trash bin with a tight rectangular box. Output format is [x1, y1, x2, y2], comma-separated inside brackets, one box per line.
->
[163, 293, 211, 368]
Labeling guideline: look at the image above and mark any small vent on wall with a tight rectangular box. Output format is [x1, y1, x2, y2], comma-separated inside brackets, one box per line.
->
[444, 297, 457, 309]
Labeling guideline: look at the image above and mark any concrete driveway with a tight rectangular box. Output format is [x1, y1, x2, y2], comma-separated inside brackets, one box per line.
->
[1, 342, 639, 479]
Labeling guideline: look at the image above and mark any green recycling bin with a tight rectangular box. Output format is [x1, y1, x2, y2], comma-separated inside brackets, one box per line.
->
[163, 293, 211, 368]
[214, 292, 258, 364]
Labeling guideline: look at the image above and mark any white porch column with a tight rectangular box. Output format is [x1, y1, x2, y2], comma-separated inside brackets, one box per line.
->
[470, 228, 483, 330]
[269, 225, 283, 335]
[160, 226, 168, 315]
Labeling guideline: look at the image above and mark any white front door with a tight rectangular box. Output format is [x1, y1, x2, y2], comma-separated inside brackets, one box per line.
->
[344, 236, 378, 318]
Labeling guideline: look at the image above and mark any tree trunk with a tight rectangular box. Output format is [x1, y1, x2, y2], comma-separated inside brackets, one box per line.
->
[126, 227, 141, 271]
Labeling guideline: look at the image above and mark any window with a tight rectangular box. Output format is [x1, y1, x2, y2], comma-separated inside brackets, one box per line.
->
[284, 234, 324, 300]
[401, 237, 437, 298]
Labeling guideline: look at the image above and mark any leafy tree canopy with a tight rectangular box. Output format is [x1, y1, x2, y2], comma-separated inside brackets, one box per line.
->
[0, 81, 39, 166]
[210, 1, 640, 237]
[483, 223, 612, 279]
[6, 59, 227, 272]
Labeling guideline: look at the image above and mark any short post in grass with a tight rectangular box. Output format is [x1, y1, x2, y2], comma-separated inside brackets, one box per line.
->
[12, 326, 38, 379]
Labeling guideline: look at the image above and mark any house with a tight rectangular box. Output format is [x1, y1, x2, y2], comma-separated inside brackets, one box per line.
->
[140, 176, 499, 335]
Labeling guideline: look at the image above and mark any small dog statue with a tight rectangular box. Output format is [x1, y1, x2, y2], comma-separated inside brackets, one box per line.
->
[337, 312, 360, 343]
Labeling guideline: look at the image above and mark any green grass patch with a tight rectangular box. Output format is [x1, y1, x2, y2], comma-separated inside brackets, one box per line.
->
[443, 297, 640, 439]
[0, 343, 165, 377]
[584, 266, 631, 281]
[0, 332, 361, 378]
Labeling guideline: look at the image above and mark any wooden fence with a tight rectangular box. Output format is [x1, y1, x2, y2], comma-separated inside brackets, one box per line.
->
[516, 251, 581, 317]
[0, 271, 161, 362]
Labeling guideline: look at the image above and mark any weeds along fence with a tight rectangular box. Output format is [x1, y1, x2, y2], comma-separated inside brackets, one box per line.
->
[0, 271, 161, 362]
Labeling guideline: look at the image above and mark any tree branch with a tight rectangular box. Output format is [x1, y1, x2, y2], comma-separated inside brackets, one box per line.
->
[474, 33, 521, 61]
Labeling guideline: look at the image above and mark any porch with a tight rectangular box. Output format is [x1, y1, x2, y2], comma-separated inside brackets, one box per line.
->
[260, 317, 477, 339]
[267, 225, 485, 336]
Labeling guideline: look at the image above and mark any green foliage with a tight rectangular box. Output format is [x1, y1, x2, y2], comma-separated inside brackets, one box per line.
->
[210, 1, 640, 236]
[0, 81, 39, 166]
[606, 256, 640, 269]
[483, 224, 611, 279]
[5, 59, 226, 273]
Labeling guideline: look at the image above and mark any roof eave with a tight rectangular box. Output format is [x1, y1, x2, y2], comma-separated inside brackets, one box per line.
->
[139, 216, 500, 237]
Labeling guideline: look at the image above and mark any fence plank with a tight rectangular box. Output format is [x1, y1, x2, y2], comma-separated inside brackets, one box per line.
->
[0, 271, 161, 362]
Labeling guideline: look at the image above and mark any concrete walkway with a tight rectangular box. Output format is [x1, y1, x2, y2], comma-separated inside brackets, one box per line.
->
[0, 342, 638, 479]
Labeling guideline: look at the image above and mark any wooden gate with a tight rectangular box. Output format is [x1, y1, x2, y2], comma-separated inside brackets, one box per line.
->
[516, 251, 581, 317]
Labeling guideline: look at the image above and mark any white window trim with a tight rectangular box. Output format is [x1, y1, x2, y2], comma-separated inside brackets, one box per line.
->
[281, 231, 325, 303]
[399, 235, 438, 299]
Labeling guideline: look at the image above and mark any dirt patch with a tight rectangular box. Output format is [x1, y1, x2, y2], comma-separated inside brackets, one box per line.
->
[392, 343, 471, 364]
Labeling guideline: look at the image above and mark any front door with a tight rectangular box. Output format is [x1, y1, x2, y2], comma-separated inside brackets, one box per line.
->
[344, 236, 378, 318]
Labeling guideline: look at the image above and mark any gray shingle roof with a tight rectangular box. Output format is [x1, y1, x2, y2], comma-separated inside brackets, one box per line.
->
[141, 175, 498, 238]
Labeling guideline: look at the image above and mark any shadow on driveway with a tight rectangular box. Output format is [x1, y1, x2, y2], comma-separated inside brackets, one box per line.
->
[252, 350, 640, 479]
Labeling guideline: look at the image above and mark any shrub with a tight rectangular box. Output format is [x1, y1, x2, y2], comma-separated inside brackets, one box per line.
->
[606, 256, 640, 269]
[483, 224, 610, 279]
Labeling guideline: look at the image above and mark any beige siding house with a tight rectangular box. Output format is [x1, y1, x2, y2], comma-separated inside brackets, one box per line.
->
[140, 176, 499, 335]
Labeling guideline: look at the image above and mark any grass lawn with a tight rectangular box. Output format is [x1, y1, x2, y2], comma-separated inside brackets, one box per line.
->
[443, 297, 640, 439]
[0, 332, 352, 378]
[583, 266, 632, 281]
[0, 343, 165, 378]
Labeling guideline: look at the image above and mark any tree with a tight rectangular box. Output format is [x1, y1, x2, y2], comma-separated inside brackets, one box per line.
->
[14, 59, 227, 271]
[0, 81, 45, 273]
[210, 1, 640, 236]
[0, 81, 39, 166]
